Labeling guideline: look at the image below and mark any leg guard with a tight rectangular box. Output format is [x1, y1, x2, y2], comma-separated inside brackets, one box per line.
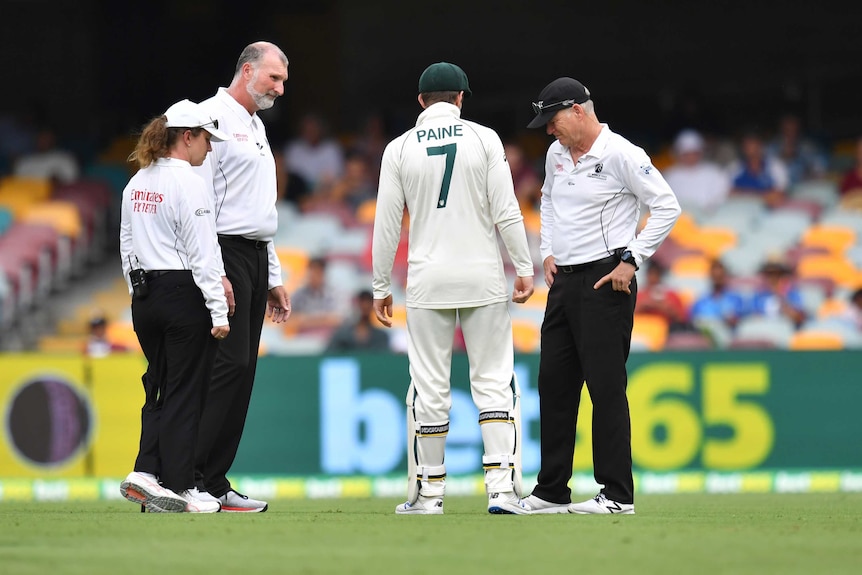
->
[406, 382, 447, 503]
[479, 374, 524, 497]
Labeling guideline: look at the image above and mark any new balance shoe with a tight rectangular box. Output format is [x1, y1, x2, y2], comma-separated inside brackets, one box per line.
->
[120, 471, 186, 513]
[487, 492, 530, 515]
[178, 489, 221, 513]
[219, 489, 268, 513]
[522, 494, 571, 514]
[395, 495, 444, 515]
[569, 493, 635, 515]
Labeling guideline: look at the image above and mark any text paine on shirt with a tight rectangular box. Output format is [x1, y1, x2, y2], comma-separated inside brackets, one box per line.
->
[416, 124, 463, 142]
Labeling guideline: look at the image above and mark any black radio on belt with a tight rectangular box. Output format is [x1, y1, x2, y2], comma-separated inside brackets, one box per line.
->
[128, 256, 149, 299]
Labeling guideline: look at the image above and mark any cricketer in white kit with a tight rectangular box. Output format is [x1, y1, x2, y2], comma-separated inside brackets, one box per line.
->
[371, 62, 535, 515]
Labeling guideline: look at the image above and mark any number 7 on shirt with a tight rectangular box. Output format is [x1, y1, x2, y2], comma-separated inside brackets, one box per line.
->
[426, 143, 457, 208]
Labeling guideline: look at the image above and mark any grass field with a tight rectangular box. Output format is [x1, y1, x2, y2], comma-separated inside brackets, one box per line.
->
[1, 493, 860, 574]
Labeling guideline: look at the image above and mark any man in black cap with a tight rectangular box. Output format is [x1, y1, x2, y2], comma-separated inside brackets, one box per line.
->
[523, 77, 681, 514]
[372, 62, 536, 515]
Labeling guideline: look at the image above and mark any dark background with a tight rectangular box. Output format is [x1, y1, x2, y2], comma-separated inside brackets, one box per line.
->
[1, 0, 860, 164]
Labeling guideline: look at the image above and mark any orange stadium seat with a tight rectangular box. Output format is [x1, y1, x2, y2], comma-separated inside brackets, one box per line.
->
[669, 254, 711, 278]
[796, 254, 861, 289]
[0, 176, 52, 202]
[631, 313, 669, 351]
[799, 225, 856, 256]
[512, 318, 541, 353]
[276, 246, 310, 292]
[788, 330, 844, 350]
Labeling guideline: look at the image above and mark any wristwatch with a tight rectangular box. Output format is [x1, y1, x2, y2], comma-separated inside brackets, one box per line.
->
[620, 249, 639, 271]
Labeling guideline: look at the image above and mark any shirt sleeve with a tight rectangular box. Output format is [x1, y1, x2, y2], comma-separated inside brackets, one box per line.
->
[266, 241, 283, 290]
[119, 185, 134, 295]
[177, 174, 229, 326]
[195, 148, 227, 277]
[618, 150, 681, 267]
[538, 148, 556, 263]
[371, 140, 406, 299]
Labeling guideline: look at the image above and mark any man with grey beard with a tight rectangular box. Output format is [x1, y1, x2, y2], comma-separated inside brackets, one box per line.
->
[191, 41, 291, 512]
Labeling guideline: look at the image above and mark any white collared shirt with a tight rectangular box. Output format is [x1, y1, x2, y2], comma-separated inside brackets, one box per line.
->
[539, 124, 681, 267]
[119, 157, 228, 325]
[373, 102, 533, 308]
[195, 88, 283, 289]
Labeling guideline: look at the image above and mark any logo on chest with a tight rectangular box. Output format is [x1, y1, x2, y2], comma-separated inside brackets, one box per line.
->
[587, 163, 607, 180]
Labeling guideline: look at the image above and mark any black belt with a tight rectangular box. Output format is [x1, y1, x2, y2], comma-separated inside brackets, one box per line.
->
[218, 234, 267, 250]
[558, 254, 619, 273]
[145, 270, 186, 280]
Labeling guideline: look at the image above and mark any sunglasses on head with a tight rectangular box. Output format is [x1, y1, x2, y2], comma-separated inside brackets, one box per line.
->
[532, 99, 576, 115]
[199, 119, 218, 130]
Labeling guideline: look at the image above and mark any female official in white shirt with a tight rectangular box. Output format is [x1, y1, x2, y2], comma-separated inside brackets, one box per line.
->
[118, 100, 231, 513]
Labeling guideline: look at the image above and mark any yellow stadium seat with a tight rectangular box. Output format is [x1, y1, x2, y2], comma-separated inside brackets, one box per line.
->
[21, 200, 82, 238]
[0, 175, 52, 201]
[523, 208, 541, 235]
[668, 212, 698, 244]
[276, 247, 310, 292]
[106, 321, 142, 352]
[677, 226, 737, 258]
[512, 318, 541, 353]
[796, 254, 860, 289]
[356, 199, 377, 225]
[670, 254, 711, 278]
[631, 313, 669, 351]
[800, 225, 856, 256]
[788, 330, 844, 350]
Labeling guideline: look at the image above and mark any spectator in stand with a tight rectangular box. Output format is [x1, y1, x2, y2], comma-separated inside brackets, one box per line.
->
[505, 141, 542, 213]
[289, 256, 347, 335]
[352, 112, 389, 187]
[274, 150, 310, 209]
[283, 112, 344, 193]
[326, 289, 390, 353]
[690, 259, 749, 330]
[635, 261, 692, 333]
[663, 129, 731, 214]
[766, 112, 828, 187]
[322, 151, 377, 216]
[13, 126, 80, 184]
[728, 128, 789, 209]
[838, 136, 862, 197]
[838, 287, 862, 331]
[750, 256, 806, 328]
[84, 314, 129, 358]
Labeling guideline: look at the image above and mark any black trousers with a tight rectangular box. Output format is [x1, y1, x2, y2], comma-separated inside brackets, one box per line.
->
[195, 236, 268, 497]
[131, 271, 217, 493]
[532, 259, 637, 504]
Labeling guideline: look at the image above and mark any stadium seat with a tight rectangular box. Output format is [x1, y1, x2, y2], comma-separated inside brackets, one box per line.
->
[732, 315, 796, 349]
[669, 254, 711, 278]
[512, 318, 541, 353]
[355, 198, 377, 225]
[0, 175, 53, 202]
[788, 180, 840, 210]
[664, 331, 714, 351]
[796, 253, 861, 289]
[631, 313, 669, 351]
[275, 246, 310, 292]
[0, 206, 13, 236]
[788, 330, 844, 350]
[799, 225, 856, 256]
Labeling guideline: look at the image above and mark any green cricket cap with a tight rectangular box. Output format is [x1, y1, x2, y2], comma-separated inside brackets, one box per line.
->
[418, 62, 472, 97]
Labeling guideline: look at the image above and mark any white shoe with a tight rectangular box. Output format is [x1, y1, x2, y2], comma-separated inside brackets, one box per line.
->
[219, 489, 268, 513]
[190, 487, 220, 504]
[488, 492, 530, 515]
[570, 493, 635, 515]
[178, 489, 221, 513]
[522, 494, 572, 514]
[120, 471, 186, 513]
[395, 495, 444, 515]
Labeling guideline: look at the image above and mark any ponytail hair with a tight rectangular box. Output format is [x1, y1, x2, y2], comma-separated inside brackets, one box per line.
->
[128, 115, 190, 168]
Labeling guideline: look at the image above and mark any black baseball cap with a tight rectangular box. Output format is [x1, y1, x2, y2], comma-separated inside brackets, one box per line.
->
[418, 62, 472, 98]
[527, 77, 591, 128]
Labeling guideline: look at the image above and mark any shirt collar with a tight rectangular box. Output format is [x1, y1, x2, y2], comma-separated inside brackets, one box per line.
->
[553, 123, 611, 161]
[415, 102, 461, 127]
[215, 87, 257, 127]
[155, 157, 191, 168]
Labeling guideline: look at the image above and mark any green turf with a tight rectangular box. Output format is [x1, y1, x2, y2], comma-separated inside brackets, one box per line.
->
[1, 494, 860, 574]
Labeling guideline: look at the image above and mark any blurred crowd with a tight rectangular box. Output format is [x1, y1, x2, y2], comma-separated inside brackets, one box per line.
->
[3, 102, 862, 354]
